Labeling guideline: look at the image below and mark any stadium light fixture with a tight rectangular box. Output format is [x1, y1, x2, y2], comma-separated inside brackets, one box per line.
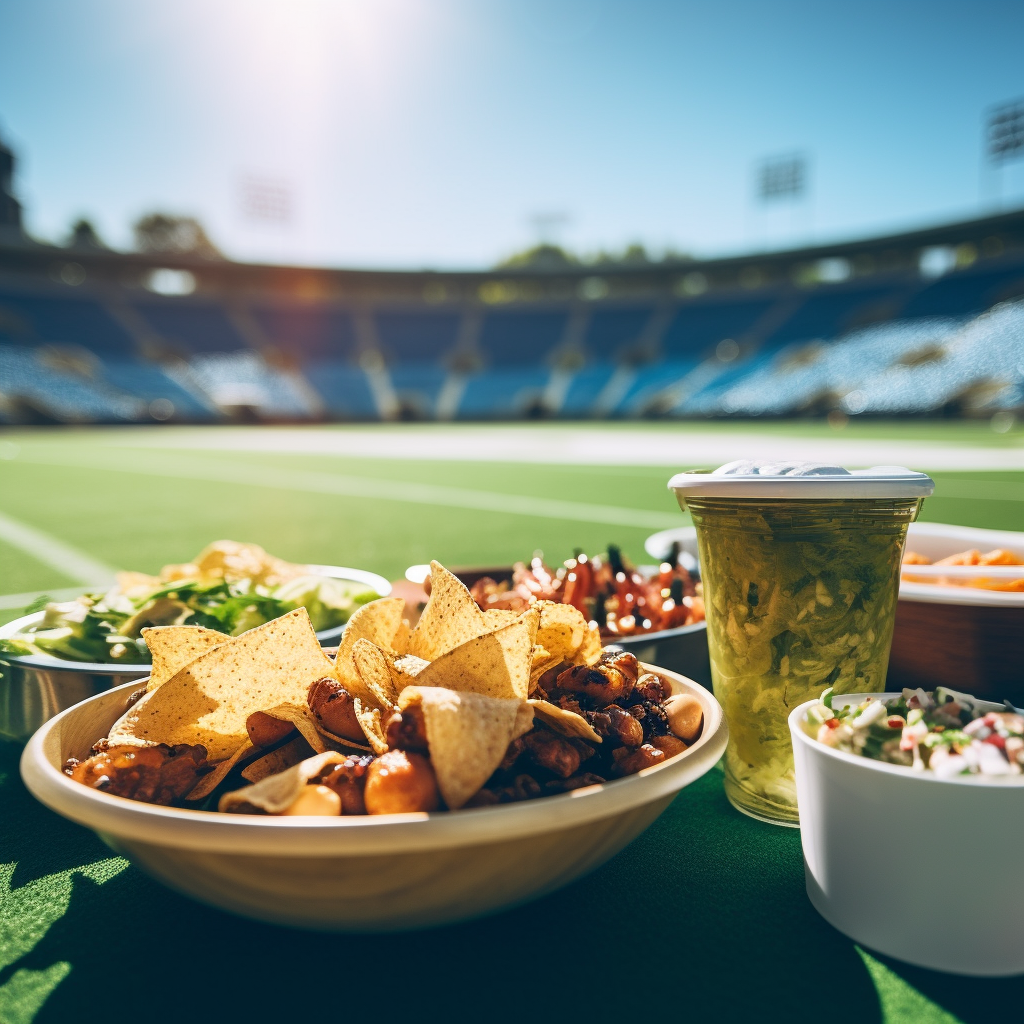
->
[986, 100, 1024, 164]
[756, 153, 807, 202]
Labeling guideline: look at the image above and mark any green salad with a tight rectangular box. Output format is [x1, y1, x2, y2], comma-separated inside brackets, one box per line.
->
[0, 540, 380, 665]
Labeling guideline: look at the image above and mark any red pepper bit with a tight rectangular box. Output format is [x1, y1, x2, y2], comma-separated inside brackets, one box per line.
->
[985, 733, 1007, 749]
[825, 718, 841, 730]
[887, 716, 905, 729]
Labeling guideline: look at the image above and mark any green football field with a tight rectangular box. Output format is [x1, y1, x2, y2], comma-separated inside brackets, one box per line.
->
[1, 420, 1023, 1024]
[1, 419, 1021, 622]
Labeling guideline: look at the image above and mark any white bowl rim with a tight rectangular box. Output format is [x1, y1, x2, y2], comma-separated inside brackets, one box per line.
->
[21, 664, 728, 857]
[0, 564, 393, 671]
[789, 693, 1024, 789]
[899, 523, 1024, 607]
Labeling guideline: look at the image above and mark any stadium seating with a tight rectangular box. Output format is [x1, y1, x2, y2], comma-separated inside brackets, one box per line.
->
[252, 303, 356, 360]
[132, 297, 248, 354]
[661, 295, 775, 358]
[0, 287, 136, 355]
[1, 209, 1023, 424]
[478, 309, 569, 366]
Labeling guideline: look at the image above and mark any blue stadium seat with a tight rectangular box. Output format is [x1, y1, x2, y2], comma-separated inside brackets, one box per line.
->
[305, 360, 377, 418]
[478, 309, 568, 366]
[458, 368, 550, 416]
[99, 359, 212, 417]
[560, 363, 618, 415]
[765, 283, 904, 348]
[583, 306, 654, 359]
[0, 344, 141, 421]
[618, 360, 701, 414]
[375, 310, 460, 363]
[0, 289, 136, 356]
[251, 303, 356, 360]
[389, 363, 448, 414]
[661, 296, 775, 358]
[133, 298, 248, 353]
[901, 263, 1024, 319]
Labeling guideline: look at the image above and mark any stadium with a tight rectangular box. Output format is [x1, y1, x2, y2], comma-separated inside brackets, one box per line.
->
[2, 130, 1023, 426]
[2, 4, 1024, 1022]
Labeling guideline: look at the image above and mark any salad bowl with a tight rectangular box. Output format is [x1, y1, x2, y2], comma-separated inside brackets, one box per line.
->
[21, 665, 727, 932]
[790, 693, 1024, 976]
[0, 565, 390, 742]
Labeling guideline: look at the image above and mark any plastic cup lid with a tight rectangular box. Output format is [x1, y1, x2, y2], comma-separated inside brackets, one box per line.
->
[667, 460, 935, 499]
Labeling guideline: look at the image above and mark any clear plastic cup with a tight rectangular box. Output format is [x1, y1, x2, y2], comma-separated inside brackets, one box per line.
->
[669, 465, 932, 825]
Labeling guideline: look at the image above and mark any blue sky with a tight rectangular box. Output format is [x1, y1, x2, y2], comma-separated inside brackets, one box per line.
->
[1, 0, 1023, 268]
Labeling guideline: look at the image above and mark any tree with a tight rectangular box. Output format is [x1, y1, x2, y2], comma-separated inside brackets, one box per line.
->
[496, 244, 579, 271]
[133, 213, 222, 259]
[67, 218, 107, 249]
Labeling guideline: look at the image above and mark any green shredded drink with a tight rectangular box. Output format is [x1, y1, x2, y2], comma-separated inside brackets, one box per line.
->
[669, 463, 932, 825]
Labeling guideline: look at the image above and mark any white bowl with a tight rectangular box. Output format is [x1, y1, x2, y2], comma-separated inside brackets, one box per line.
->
[790, 694, 1024, 976]
[21, 665, 727, 932]
[900, 522, 1024, 607]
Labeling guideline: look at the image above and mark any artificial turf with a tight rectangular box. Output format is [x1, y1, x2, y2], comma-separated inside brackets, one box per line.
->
[0, 421, 1022, 1023]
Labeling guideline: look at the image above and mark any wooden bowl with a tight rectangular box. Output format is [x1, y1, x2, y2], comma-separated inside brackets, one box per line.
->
[889, 523, 1024, 704]
[20, 666, 727, 932]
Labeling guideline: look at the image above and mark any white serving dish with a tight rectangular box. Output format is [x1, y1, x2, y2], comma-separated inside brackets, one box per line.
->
[900, 523, 1024, 607]
[21, 665, 727, 932]
[790, 693, 1024, 976]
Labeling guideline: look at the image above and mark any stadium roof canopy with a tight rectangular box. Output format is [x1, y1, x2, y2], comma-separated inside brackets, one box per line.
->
[1, 206, 1022, 307]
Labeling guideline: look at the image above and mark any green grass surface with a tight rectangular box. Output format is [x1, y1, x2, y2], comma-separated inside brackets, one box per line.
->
[0, 422, 1022, 1022]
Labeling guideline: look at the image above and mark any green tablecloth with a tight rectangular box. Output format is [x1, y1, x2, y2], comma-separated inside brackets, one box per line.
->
[2, 746, 1018, 1023]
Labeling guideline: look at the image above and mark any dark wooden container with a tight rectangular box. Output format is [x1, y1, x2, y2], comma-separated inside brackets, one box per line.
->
[888, 599, 1024, 705]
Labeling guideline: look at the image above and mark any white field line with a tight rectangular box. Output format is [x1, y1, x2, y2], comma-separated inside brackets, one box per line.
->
[80, 425, 1024, 471]
[0, 511, 118, 587]
[10, 451, 689, 530]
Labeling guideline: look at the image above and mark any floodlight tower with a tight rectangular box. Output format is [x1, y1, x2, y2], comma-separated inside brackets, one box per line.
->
[0, 130, 24, 236]
[750, 152, 811, 247]
[983, 99, 1024, 208]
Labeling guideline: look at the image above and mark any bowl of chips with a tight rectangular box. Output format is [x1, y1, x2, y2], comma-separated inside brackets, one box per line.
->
[21, 562, 727, 932]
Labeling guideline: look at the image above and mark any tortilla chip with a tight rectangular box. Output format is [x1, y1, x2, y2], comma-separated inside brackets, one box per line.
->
[399, 686, 532, 809]
[116, 570, 160, 594]
[350, 638, 402, 711]
[393, 653, 429, 678]
[143, 625, 229, 690]
[334, 597, 406, 688]
[410, 608, 538, 700]
[316, 725, 373, 753]
[393, 619, 411, 652]
[260, 703, 327, 754]
[220, 751, 347, 814]
[534, 601, 588, 663]
[241, 735, 315, 783]
[527, 699, 602, 743]
[107, 608, 338, 761]
[576, 624, 603, 666]
[353, 697, 388, 754]
[184, 740, 253, 802]
[482, 608, 518, 628]
[405, 561, 487, 660]
[529, 647, 565, 692]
